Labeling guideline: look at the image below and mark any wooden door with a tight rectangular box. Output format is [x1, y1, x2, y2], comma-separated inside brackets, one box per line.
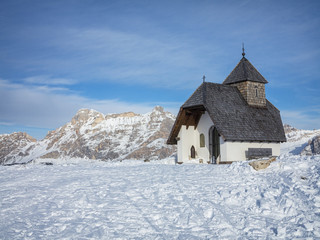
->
[209, 127, 220, 163]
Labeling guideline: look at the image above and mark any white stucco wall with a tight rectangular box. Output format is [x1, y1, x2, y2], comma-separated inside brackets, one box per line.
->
[222, 141, 281, 162]
[177, 125, 197, 162]
[177, 112, 214, 163]
[196, 112, 214, 161]
[177, 130, 183, 163]
[219, 137, 226, 163]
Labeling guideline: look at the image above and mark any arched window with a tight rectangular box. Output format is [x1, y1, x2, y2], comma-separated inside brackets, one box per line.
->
[190, 145, 196, 158]
[255, 86, 258, 98]
[200, 133, 205, 148]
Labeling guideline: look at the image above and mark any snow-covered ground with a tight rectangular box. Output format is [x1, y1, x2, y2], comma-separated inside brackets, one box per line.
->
[1, 140, 320, 239]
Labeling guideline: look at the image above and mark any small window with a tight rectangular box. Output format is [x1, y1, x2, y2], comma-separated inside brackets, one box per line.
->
[255, 86, 258, 98]
[191, 145, 196, 158]
[200, 134, 205, 147]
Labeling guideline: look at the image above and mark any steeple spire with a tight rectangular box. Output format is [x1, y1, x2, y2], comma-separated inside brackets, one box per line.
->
[242, 43, 245, 57]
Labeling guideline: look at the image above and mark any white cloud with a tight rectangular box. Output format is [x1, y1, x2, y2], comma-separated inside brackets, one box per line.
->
[11, 26, 221, 89]
[0, 121, 14, 126]
[0, 79, 171, 129]
[24, 75, 77, 85]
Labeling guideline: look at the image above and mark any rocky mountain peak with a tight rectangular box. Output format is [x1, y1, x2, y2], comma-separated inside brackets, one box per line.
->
[283, 124, 298, 134]
[150, 106, 175, 120]
[67, 108, 106, 129]
[71, 109, 104, 126]
[152, 106, 164, 113]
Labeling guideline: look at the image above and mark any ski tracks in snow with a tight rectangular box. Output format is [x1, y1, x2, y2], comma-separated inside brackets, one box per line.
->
[0, 158, 320, 239]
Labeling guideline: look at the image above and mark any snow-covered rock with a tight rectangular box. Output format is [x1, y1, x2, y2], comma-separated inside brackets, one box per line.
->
[301, 135, 320, 155]
[248, 157, 276, 171]
[0, 106, 176, 164]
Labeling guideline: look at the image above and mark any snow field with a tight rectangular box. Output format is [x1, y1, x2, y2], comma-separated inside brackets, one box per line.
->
[1, 154, 319, 239]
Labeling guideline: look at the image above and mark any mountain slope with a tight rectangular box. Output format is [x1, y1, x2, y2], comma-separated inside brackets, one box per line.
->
[0, 106, 176, 164]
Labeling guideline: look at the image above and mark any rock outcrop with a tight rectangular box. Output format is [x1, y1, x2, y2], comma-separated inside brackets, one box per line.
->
[301, 135, 320, 156]
[249, 157, 276, 171]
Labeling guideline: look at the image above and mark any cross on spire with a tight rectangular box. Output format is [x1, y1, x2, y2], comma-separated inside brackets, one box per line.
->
[242, 43, 245, 57]
[202, 75, 206, 83]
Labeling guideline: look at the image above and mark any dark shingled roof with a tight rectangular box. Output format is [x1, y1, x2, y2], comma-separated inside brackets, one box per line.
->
[183, 84, 205, 108]
[167, 82, 286, 144]
[223, 57, 268, 85]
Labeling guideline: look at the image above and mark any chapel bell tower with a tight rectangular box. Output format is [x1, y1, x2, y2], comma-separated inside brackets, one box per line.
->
[222, 47, 268, 108]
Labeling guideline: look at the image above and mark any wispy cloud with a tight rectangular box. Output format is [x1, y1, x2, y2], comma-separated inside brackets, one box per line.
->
[0, 121, 14, 126]
[1, 79, 72, 93]
[7, 25, 223, 89]
[24, 75, 76, 85]
[61, 27, 212, 87]
[0, 79, 174, 129]
[281, 109, 320, 130]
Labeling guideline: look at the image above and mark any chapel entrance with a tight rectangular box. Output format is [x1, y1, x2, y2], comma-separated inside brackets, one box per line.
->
[209, 126, 220, 164]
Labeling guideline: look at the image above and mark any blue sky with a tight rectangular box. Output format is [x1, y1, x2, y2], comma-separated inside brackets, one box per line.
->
[0, 0, 319, 139]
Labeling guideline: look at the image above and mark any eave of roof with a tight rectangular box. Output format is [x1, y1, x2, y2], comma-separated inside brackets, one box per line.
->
[167, 105, 206, 145]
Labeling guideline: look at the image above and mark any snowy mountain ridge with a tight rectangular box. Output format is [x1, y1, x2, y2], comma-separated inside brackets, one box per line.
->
[1, 115, 320, 165]
[0, 106, 176, 165]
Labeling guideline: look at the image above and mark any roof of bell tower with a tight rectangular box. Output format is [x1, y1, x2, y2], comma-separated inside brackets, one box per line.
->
[223, 56, 268, 85]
